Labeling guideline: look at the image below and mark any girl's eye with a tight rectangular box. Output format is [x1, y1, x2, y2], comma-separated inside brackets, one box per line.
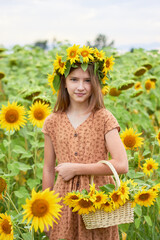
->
[70, 78, 77, 81]
[85, 79, 91, 83]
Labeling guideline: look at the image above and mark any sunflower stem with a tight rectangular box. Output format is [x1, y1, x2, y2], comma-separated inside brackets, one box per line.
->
[34, 127, 38, 179]
[32, 228, 35, 240]
[7, 131, 11, 211]
[5, 191, 20, 214]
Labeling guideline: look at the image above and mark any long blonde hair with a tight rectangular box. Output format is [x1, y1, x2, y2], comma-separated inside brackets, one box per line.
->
[53, 63, 105, 113]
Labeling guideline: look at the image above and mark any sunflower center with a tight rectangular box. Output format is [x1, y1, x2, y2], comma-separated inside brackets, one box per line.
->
[112, 193, 119, 202]
[71, 195, 79, 200]
[1, 219, 12, 234]
[81, 51, 89, 57]
[147, 164, 153, 170]
[158, 133, 160, 140]
[70, 51, 76, 58]
[79, 199, 93, 208]
[96, 196, 102, 202]
[31, 199, 49, 217]
[5, 109, 19, 123]
[139, 193, 150, 201]
[104, 202, 110, 206]
[124, 135, 136, 148]
[145, 82, 151, 90]
[34, 109, 45, 120]
[0, 178, 7, 193]
[121, 187, 125, 194]
[58, 59, 64, 68]
[105, 60, 110, 68]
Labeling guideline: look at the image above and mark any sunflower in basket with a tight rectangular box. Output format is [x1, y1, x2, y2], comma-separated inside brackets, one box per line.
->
[63, 191, 82, 208]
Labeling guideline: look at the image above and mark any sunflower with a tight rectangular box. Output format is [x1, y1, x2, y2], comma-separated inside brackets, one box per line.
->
[0, 72, 5, 80]
[53, 55, 66, 75]
[120, 128, 144, 150]
[101, 86, 109, 96]
[156, 131, 160, 145]
[94, 48, 105, 61]
[101, 75, 109, 84]
[133, 189, 157, 207]
[47, 74, 56, 95]
[151, 183, 160, 193]
[67, 44, 80, 64]
[63, 192, 82, 208]
[131, 89, 143, 98]
[22, 188, 62, 232]
[109, 189, 124, 209]
[119, 181, 130, 203]
[0, 177, 7, 200]
[103, 56, 115, 73]
[126, 179, 138, 188]
[72, 197, 95, 215]
[79, 46, 94, 63]
[0, 101, 26, 131]
[92, 192, 107, 209]
[135, 82, 142, 90]
[145, 79, 155, 92]
[101, 200, 113, 212]
[134, 67, 147, 77]
[109, 88, 121, 96]
[142, 158, 159, 176]
[28, 101, 51, 128]
[0, 213, 14, 240]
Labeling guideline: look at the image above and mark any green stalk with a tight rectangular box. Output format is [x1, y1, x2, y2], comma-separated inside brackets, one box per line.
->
[34, 127, 38, 178]
[32, 228, 35, 240]
[7, 131, 11, 211]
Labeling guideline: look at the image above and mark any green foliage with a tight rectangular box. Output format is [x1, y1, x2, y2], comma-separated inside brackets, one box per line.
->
[0, 43, 160, 239]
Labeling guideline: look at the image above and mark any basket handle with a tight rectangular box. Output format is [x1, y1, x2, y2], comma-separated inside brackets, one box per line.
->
[90, 160, 121, 189]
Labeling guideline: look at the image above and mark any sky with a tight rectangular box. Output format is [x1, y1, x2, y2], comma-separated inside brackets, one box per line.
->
[1, 0, 160, 51]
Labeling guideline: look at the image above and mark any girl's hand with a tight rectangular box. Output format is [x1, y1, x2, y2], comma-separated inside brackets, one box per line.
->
[55, 163, 78, 181]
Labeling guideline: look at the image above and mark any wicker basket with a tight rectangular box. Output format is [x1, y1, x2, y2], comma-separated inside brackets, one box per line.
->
[82, 160, 134, 229]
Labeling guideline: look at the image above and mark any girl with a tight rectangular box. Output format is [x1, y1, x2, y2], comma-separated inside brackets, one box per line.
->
[42, 45, 128, 240]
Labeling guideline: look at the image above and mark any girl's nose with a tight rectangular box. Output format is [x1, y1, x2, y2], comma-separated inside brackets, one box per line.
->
[77, 80, 85, 90]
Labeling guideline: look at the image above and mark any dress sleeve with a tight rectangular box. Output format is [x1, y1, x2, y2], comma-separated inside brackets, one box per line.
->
[41, 113, 54, 136]
[104, 109, 120, 134]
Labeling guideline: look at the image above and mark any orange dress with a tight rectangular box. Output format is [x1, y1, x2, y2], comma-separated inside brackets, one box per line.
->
[42, 108, 120, 240]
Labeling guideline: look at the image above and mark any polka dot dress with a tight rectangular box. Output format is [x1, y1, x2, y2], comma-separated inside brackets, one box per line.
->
[42, 108, 120, 240]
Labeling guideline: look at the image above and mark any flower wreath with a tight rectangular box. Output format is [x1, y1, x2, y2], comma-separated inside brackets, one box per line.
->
[48, 44, 115, 95]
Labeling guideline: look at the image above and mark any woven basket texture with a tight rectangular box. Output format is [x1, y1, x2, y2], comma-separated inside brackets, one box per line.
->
[82, 201, 134, 229]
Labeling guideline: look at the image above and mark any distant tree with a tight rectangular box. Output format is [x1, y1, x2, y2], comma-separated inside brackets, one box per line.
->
[87, 34, 114, 49]
[34, 40, 48, 50]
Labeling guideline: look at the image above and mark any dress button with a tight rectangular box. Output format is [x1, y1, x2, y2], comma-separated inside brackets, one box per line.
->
[74, 133, 78, 137]
[75, 152, 78, 156]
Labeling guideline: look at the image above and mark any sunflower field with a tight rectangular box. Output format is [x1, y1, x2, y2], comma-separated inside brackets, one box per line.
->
[0, 43, 160, 240]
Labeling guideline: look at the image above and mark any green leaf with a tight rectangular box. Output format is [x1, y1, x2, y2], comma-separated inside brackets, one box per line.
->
[64, 61, 71, 77]
[144, 215, 152, 226]
[12, 145, 28, 154]
[79, 55, 83, 63]
[134, 204, 142, 217]
[7, 163, 20, 176]
[119, 223, 130, 232]
[18, 162, 31, 171]
[22, 232, 32, 240]
[135, 218, 141, 229]
[27, 178, 40, 190]
[53, 74, 60, 91]
[61, 55, 67, 62]
[156, 196, 160, 210]
[81, 189, 88, 195]
[81, 62, 88, 72]
[99, 184, 115, 194]
[94, 62, 98, 75]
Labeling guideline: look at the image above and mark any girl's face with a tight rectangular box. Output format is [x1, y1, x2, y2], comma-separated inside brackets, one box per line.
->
[65, 67, 92, 106]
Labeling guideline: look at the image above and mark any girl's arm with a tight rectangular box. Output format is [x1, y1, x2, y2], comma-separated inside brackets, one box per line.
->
[55, 129, 128, 181]
[42, 134, 56, 191]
